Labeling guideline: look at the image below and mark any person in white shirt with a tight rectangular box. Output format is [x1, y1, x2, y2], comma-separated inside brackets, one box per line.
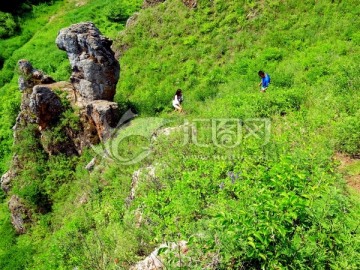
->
[172, 89, 183, 113]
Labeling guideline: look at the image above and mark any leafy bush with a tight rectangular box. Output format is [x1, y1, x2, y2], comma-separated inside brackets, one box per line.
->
[335, 110, 360, 157]
[0, 12, 17, 38]
[105, 3, 128, 22]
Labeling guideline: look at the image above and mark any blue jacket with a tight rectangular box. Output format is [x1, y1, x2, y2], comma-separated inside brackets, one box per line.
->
[262, 74, 271, 87]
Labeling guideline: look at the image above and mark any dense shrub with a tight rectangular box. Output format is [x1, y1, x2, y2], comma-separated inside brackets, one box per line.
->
[335, 110, 360, 157]
[0, 12, 17, 38]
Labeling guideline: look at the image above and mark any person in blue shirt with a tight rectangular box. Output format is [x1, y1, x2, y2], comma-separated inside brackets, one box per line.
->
[258, 70, 271, 92]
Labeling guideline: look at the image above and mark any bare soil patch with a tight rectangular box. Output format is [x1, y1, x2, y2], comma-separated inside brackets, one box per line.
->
[335, 153, 360, 193]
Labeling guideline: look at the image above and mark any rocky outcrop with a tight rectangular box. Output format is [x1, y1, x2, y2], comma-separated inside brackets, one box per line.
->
[182, 0, 197, 8]
[1, 155, 20, 193]
[130, 241, 188, 270]
[18, 59, 56, 92]
[142, 0, 196, 8]
[14, 60, 57, 133]
[142, 0, 165, 8]
[6, 22, 122, 233]
[8, 195, 32, 234]
[56, 22, 120, 102]
[29, 85, 64, 130]
[83, 100, 120, 141]
[126, 166, 156, 207]
[1, 170, 15, 193]
[15, 24, 122, 150]
[55, 22, 121, 142]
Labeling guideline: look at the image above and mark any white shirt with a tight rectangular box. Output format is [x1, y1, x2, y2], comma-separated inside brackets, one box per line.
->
[172, 95, 181, 106]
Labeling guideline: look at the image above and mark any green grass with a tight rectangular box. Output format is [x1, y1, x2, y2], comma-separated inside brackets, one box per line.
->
[0, 0, 360, 269]
[346, 161, 360, 176]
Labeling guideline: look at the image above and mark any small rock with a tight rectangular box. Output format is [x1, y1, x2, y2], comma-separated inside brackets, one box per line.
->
[85, 157, 97, 171]
[1, 170, 15, 193]
[182, 0, 197, 8]
[130, 241, 188, 270]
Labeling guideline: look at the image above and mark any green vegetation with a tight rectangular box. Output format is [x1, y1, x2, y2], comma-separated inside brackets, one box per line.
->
[0, 0, 360, 269]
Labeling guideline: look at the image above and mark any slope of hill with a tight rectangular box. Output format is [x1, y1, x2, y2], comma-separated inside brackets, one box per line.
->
[0, 0, 360, 269]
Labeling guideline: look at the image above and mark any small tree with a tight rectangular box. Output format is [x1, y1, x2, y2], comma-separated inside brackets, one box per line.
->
[0, 12, 17, 38]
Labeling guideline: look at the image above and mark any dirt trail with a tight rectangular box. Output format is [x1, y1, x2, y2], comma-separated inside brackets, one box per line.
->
[49, 0, 88, 22]
[335, 153, 360, 194]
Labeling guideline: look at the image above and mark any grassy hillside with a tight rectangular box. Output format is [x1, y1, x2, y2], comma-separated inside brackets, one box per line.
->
[0, 0, 360, 269]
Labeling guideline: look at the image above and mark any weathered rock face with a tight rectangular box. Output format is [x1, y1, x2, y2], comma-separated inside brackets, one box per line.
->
[56, 22, 120, 102]
[1, 156, 20, 194]
[29, 85, 64, 130]
[6, 23, 122, 233]
[18, 59, 56, 92]
[83, 100, 120, 141]
[8, 195, 32, 234]
[14, 60, 58, 132]
[1, 170, 15, 193]
[182, 0, 197, 8]
[125, 166, 156, 207]
[15, 58, 119, 155]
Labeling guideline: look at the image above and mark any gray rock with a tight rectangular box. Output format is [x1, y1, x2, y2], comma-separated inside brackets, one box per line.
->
[83, 100, 120, 141]
[85, 157, 97, 171]
[126, 166, 156, 207]
[130, 241, 188, 270]
[29, 85, 64, 130]
[8, 195, 31, 234]
[182, 0, 197, 8]
[18, 59, 55, 92]
[56, 22, 120, 101]
[14, 60, 57, 133]
[1, 170, 15, 193]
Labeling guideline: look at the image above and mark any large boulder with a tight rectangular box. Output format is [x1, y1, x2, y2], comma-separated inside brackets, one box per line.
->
[56, 22, 120, 102]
